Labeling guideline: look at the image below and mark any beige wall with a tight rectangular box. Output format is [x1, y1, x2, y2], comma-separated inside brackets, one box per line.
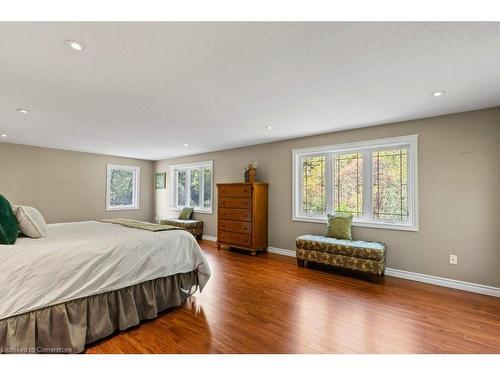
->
[0, 143, 154, 223]
[155, 107, 500, 288]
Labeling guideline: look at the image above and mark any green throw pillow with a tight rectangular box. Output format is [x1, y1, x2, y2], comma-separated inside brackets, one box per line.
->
[325, 213, 353, 240]
[178, 207, 194, 220]
[0, 194, 19, 245]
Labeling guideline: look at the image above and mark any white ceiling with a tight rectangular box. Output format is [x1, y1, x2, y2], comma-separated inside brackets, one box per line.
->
[1, 22, 500, 160]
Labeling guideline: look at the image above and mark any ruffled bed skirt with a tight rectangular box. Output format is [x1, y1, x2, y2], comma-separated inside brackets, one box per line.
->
[0, 271, 199, 354]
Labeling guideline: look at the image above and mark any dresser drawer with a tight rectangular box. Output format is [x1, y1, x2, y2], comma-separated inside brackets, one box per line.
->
[218, 231, 252, 247]
[219, 208, 251, 222]
[218, 184, 252, 197]
[218, 197, 251, 209]
[219, 220, 251, 234]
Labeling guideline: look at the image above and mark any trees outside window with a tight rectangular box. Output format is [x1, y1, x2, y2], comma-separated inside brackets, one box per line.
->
[293, 135, 417, 231]
[170, 161, 213, 213]
[106, 165, 140, 211]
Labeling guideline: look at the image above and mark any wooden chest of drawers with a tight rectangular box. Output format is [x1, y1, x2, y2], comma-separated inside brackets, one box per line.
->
[216, 182, 268, 255]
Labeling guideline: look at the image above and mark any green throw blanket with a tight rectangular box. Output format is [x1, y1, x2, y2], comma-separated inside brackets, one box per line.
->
[96, 218, 184, 232]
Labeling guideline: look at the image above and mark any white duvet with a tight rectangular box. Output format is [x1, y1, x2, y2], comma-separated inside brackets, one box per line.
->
[0, 221, 211, 320]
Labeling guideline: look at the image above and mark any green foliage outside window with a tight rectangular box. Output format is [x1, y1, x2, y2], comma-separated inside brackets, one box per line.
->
[373, 148, 408, 221]
[176, 166, 212, 209]
[302, 156, 326, 215]
[110, 169, 134, 206]
[334, 153, 363, 217]
[203, 168, 212, 208]
[301, 148, 409, 222]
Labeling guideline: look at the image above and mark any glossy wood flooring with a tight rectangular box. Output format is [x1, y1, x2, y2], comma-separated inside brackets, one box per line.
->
[86, 240, 500, 354]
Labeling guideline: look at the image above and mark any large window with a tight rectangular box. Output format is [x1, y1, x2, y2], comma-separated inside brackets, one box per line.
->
[293, 135, 418, 231]
[169, 160, 213, 213]
[106, 164, 140, 211]
[302, 155, 328, 215]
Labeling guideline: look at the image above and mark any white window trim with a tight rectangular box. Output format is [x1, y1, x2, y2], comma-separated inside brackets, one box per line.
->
[106, 164, 140, 211]
[292, 134, 419, 232]
[169, 160, 214, 214]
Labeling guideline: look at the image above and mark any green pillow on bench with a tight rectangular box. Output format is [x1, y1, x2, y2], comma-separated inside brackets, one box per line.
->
[326, 213, 353, 240]
[0, 194, 19, 245]
[178, 207, 194, 220]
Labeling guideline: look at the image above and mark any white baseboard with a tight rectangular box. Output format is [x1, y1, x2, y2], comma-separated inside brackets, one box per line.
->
[202, 235, 217, 242]
[384, 268, 500, 297]
[268, 247, 296, 257]
[199, 241, 500, 297]
[268, 247, 499, 297]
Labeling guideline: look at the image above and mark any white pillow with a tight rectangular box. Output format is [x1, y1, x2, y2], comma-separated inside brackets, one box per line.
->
[15, 205, 47, 238]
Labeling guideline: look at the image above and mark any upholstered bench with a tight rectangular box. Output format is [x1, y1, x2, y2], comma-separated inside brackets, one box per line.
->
[159, 219, 204, 240]
[296, 234, 386, 280]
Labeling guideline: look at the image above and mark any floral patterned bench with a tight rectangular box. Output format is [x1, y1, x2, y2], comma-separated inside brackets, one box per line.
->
[159, 219, 204, 240]
[296, 234, 386, 281]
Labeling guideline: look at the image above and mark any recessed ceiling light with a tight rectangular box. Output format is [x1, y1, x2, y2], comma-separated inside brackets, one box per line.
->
[1, 134, 7, 138]
[432, 91, 446, 97]
[183, 143, 189, 147]
[65, 40, 83, 51]
[16, 108, 29, 114]
[265, 126, 273, 130]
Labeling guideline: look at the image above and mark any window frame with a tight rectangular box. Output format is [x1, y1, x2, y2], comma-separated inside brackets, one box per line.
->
[169, 160, 214, 214]
[292, 135, 418, 231]
[106, 164, 140, 211]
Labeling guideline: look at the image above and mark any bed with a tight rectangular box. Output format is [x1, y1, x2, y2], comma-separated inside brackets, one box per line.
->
[0, 220, 211, 354]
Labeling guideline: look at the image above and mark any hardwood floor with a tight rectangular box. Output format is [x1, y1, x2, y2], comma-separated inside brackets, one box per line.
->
[86, 240, 500, 354]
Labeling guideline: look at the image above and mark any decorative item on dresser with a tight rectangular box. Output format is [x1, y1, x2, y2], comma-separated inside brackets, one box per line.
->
[216, 182, 268, 255]
[244, 161, 258, 183]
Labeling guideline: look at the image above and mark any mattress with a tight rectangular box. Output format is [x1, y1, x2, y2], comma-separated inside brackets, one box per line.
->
[0, 220, 211, 320]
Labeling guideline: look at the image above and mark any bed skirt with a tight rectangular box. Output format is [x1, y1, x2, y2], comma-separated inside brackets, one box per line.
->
[0, 271, 199, 354]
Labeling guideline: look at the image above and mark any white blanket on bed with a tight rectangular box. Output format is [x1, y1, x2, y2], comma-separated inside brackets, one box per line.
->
[0, 221, 211, 320]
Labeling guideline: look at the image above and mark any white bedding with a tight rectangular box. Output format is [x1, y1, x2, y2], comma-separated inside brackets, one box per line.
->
[0, 221, 211, 320]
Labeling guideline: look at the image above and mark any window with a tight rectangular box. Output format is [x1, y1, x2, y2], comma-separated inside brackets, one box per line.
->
[334, 152, 363, 217]
[293, 135, 418, 231]
[169, 160, 213, 213]
[106, 164, 140, 211]
[302, 155, 328, 216]
[372, 148, 408, 221]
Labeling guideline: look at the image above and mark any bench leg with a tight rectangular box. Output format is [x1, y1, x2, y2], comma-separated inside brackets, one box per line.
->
[297, 259, 305, 267]
[371, 273, 384, 283]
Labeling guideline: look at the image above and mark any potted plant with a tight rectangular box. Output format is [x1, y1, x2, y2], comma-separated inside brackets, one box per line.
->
[244, 161, 258, 183]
